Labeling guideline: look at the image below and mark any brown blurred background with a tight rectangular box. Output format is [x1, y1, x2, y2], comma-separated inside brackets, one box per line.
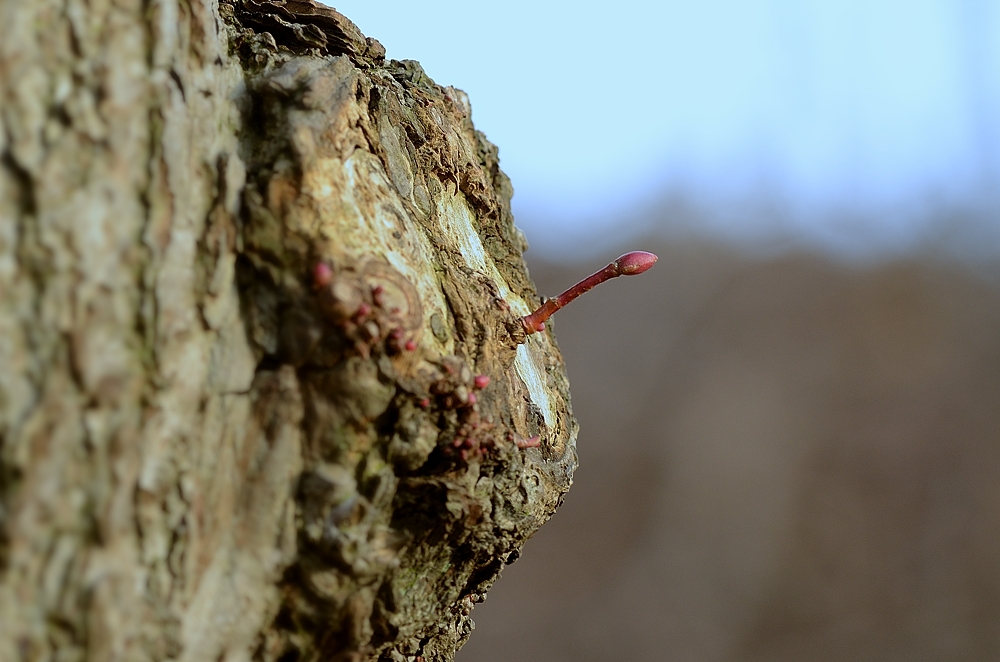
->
[458, 239, 1000, 662]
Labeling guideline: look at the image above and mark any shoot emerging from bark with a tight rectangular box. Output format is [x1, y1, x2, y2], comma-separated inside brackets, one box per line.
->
[520, 251, 658, 335]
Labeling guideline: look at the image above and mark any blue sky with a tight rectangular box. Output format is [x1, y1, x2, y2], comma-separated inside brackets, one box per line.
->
[330, 1, 1000, 257]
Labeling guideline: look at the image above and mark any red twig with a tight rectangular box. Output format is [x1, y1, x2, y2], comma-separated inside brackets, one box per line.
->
[520, 251, 658, 335]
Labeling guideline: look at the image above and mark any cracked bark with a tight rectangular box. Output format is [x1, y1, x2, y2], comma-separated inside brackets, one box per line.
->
[0, 2, 577, 661]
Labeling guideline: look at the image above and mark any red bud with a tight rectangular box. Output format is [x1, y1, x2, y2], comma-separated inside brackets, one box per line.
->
[614, 251, 658, 275]
[313, 262, 333, 287]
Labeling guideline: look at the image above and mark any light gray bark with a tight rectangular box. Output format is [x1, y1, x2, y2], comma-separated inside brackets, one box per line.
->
[0, 2, 577, 660]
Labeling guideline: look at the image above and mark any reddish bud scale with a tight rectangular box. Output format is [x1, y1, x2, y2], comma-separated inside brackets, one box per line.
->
[515, 435, 541, 449]
[313, 262, 333, 287]
[473, 375, 490, 390]
[520, 251, 658, 335]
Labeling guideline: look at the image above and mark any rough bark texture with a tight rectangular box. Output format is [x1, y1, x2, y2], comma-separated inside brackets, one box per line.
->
[0, 2, 577, 661]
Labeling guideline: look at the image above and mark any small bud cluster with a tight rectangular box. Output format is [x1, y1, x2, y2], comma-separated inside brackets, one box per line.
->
[430, 363, 496, 463]
[313, 261, 419, 359]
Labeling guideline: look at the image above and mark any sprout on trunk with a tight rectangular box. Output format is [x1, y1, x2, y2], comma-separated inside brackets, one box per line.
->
[520, 251, 658, 335]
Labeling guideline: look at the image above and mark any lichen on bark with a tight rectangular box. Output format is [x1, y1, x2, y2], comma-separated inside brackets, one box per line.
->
[0, 1, 577, 661]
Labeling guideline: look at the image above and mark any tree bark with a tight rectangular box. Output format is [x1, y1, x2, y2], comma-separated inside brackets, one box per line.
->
[0, 2, 577, 661]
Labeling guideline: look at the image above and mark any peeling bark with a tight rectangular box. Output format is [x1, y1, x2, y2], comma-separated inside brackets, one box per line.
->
[0, 2, 577, 661]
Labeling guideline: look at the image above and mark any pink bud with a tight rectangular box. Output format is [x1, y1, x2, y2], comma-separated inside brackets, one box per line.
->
[467, 392, 477, 405]
[356, 302, 371, 319]
[473, 375, 490, 390]
[614, 251, 658, 275]
[404, 340, 416, 352]
[313, 262, 333, 287]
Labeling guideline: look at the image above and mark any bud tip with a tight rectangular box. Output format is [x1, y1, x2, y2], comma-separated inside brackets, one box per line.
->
[615, 251, 658, 275]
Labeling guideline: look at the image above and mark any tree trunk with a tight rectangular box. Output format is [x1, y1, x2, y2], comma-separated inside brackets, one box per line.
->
[0, 2, 577, 660]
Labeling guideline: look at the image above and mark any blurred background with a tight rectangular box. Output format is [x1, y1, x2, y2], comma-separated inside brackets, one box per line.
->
[332, 1, 1000, 659]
